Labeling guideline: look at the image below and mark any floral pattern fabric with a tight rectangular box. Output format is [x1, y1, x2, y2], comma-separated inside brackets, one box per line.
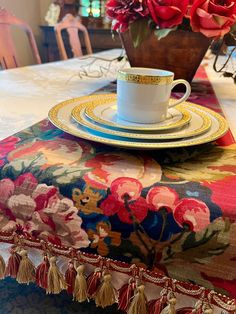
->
[0, 70, 236, 298]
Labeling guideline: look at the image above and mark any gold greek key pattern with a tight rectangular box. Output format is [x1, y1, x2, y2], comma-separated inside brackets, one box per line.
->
[118, 71, 173, 85]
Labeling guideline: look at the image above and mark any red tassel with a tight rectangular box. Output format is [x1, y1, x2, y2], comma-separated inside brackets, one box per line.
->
[5, 247, 21, 278]
[148, 295, 168, 314]
[176, 308, 194, 314]
[36, 254, 50, 290]
[87, 267, 102, 298]
[65, 260, 77, 294]
[118, 279, 136, 312]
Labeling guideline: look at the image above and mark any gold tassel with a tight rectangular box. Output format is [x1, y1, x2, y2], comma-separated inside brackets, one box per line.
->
[0, 255, 6, 279]
[127, 284, 148, 314]
[203, 303, 214, 314]
[47, 256, 67, 294]
[160, 292, 177, 314]
[16, 250, 35, 284]
[95, 273, 116, 308]
[73, 265, 88, 303]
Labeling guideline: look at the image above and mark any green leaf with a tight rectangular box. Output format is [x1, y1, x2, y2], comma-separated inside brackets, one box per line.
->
[155, 27, 177, 40]
[130, 19, 152, 48]
[1, 154, 45, 180]
[162, 218, 231, 264]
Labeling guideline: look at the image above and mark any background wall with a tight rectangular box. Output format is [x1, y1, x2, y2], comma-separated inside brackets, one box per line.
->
[0, 0, 52, 66]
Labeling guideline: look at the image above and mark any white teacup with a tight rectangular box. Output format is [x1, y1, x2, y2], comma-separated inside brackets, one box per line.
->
[117, 67, 191, 124]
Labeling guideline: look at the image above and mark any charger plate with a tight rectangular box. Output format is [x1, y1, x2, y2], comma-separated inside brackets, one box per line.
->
[84, 94, 191, 132]
[48, 94, 229, 150]
[71, 101, 211, 140]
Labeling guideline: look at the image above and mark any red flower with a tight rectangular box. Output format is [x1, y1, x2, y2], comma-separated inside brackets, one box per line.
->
[14, 173, 38, 188]
[110, 177, 142, 202]
[0, 136, 20, 166]
[146, 0, 189, 28]
[173, 198, 210, 232]
[101, 194, 148, 224]
[190, 0, 236, 38]
[100, 177, 148, 224]
[146, 186, 179, 212]
[106, 0, 149, 32]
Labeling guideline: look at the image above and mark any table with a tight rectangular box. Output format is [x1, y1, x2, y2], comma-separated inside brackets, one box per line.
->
[0, 49, 235, 141]
[0, 49, 236, 313]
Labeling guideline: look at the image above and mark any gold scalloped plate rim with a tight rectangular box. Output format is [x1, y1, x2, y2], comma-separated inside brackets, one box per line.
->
[71, 102, 212, 140]
[48, 94, 229, 150]
[84, 94, 192, 131]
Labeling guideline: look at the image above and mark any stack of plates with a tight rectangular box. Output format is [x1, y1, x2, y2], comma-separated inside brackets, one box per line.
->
[48, 94, 229, 149]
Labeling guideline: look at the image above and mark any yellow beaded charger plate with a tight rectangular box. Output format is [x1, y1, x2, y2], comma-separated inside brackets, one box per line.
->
[48, 94, 229, 150]
[84, 94, 191, 132]
[71, 101, 211, 140]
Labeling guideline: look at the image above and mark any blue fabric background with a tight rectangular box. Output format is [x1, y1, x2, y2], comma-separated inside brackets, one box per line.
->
[0, 277, 121, 314]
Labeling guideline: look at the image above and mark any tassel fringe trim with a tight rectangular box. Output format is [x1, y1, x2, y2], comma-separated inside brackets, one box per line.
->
[0, 236, 234, 313]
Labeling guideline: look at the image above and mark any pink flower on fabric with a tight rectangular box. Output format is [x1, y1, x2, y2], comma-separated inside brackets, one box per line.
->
[14, 172, 38, 187]
[0, 136, 20, 166]
[7, 173, 38, 220]
[8, 195, 36, 220]
[173, 198, 210, 232]
[0, 179, 15, 204]
[0, 174, 89, 249]
[14, 173, 38, 194]
[32, 184, 58, 211]
[146, 186, 179, 212]
[100, 177, 148, 224]
[40, 198, 89, 248]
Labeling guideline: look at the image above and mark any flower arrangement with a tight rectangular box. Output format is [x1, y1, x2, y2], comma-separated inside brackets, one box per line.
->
[106, 0, 236, 47]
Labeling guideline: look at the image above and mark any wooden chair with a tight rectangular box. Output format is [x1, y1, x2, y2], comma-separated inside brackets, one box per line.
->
[0, 7, 41, 69]
[55, 14, 92, 60]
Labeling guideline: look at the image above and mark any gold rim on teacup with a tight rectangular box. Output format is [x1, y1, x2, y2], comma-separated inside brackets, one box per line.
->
[118, 69, 173, 85]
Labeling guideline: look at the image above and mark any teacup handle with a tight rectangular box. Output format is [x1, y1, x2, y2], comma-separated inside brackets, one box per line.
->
[168, 79, 191, 108]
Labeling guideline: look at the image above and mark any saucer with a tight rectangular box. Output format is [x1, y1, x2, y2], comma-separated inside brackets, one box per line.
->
[84, 94, 191, 132]
[48, 94, 229, 150]
[71, 102, 212, 140]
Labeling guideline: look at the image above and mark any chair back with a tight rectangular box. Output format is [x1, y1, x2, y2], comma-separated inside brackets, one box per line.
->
[55, 14, 92, 60]
[0, 8, 41, 69]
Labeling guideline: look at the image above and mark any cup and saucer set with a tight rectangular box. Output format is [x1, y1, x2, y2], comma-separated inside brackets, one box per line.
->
[49, 68, 229, 149]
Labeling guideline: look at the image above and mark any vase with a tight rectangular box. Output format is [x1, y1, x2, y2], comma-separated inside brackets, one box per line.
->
[120, 29, 211, 83]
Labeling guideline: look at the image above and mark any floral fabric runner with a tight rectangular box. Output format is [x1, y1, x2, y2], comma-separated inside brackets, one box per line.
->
[0, 67, 236, 299]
